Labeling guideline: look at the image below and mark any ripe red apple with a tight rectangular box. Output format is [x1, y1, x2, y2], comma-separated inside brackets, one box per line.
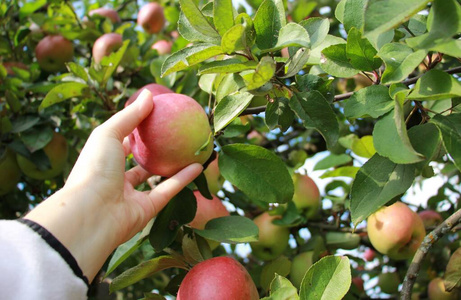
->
[2, 62, 28, 76]
[137, 2, 165, 34]
[289, 251, 314, 288]
[35, 35, 74, 72]
[281, 47, 289, 58]
[367, 202, 426, 260]
[151, 40, 172, 55]
[125, 83, 173, 107]
[0, 148, 21, 195]
[377, 272, 400, 294]
[203, 156, 224, 195]
[16, 132, 68, 180]
[250, 212, 290, 261]
[129, 93, 213, 177]
[352, 276, 365, 293]
[428, 277, 459, 300]
[363, 248, 376, 261]
[177, 256, 259, 300]
[92, 33, 123, 64]
[88, 7, 121, 24]
[189, 191, 229, 229]
[292, 173, 321, 218]
[418, 210, 443, 228]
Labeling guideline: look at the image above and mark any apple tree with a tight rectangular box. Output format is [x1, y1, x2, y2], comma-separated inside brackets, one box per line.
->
[1, 0, 461, 299]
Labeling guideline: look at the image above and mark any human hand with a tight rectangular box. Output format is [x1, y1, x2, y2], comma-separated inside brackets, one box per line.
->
[25, 89, 203, 281]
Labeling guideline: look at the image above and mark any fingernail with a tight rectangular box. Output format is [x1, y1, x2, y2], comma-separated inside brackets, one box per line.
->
[138, 89, 152, 101]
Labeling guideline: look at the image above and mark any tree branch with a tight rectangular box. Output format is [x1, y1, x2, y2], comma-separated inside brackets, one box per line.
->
[400, 208, 461, 300]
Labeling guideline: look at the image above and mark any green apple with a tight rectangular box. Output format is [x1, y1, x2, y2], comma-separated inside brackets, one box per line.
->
[17, 132, 68, 180]
[292, 173, 321, 218]
[137, 2, 165, 34]
[92, 33, 123, 64]
[428, 277, 459, 300]
[289, 251, 314, 288]
[367, 202, 426, 260]
[35, 35, 74, 73]
[177, 256, 259, 300]
[0, 148, 21, 195]
[129, 93, 213, 177]
[203, 156, 224, 195]
[377, 272, 400, 294]
[250, 212, 290, 261]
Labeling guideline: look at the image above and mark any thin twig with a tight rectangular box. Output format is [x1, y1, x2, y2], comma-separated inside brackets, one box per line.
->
[400, 208, 461, 300]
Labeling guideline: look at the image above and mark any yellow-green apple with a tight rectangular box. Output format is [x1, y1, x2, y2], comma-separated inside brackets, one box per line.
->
[129, 93, 213, 177]
[418, 210, 443, 228]
[177, 256, 259, 300]
[289, 251, 314, 288]
[137, 2, 165, 34]
[377, 272, 400, 294]
[428, 277, 459, 300]
[92, 33, 123, 64]
[250, 212, 290, 261]
[125, 83, 173, 107]
[151, 40, 172, 55]
[35, 35, 74, 72]
[292, 173, 321, 219]
[203, 156, 224, 195]
[88, 7, 121, 23]
[189, 191, 229, 229]
[17, 132, 68, 180]
[0, 148, 21, 195]
[367, 202, 426, 260]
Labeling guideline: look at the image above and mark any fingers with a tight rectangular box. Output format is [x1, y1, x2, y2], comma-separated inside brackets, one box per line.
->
[100, 89, 154, 141]
[125, 165, 152, 187]
[148, 163, 203, 215]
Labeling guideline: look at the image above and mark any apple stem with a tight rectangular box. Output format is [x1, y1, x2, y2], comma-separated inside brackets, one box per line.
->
[400, 208, 461, 300]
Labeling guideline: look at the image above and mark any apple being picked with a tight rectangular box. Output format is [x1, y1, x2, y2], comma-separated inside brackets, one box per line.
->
[88, 7, 121, 24]
[189, 191, 229, 230]
[177, 256, 259, 300]
[35, 35, 74, 72]
[16, 132, 69, 180]
[292, 173, 321, 218]
[0, 148, 21, 195]
[250, 212, 290, 261]
[92, 33, 123, 64]
[152, 40, 172, 55]
[137, 2, 165, 34]
[129, 92, 213, 177]
[125, 83, 173, 107]
[367, 202, 426, 260]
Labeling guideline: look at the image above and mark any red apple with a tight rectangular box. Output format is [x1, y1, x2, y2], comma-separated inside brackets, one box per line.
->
[367, 202, 426, 260]
[292, 173, 321, 218]
[137, 2, 165, 34]
[177, 256, 259, 300]
[363, 248, 376, 261]
[151, 40, 172, 55]
[250, 212, 290, 261]
[16, 132, 69, 180]
[2, 62, 28, 76]
[88, 7, 121, 24]
[203, 156, 224, 195]
[428, 277, 459, 300]
[125, 83, 173, 107]
[0, 148, 21, 195]
[129, 93, 213, 177]
[92, 33, 123, 64]
[352, 276, 365, 292]
[281, 47, 289, 58]
[189, 191, 229, 230]
[418, 210, 443, 228]
[35, 35, 74, 72]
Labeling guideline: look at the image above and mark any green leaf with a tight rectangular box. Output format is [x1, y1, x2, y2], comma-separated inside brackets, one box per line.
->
[295, 74, 334, 102]
[150, 56, 176, 88]
[261, 23, 310, 53]
[289, 91, 339, 150]
[408, 70, 461, 101]
[344, 85, 394, 119]
[373, 94, 424, 164]
[291, 0, 317, 23]
[408, 123, 442, 171]
[110, 256, 187, 292]
[194, 215, 259, 243]
[178, 12, 220, 44]
[179, 0, 220, 41]
[346, 27, 382, 72]
[161, 43, 224, 77]
[426, 39, 461, 58]
[221, 24, 247, 54]
[307, 35, 345, 65]
[21, 127, 54, 153]
[363, 0, 431, 37]
[149, 188, 197, 252]
[350, 154, 416, 226]
[193, 172, 213, 200]
[213, 0, 235, 36]
[320, 166, 359, 179]
[19, 0, 46, 19]
[378, 43, 427, 84]
[342, 0, 367, 32]
[320, 44, 360, 78]
[299, 17, 330, 49]
[219, 144, 294, 204]
[216, 73, 246, 102]
[235, 13, 256, 48]
[314, 154, 352, 171]
[254, 0, 286, 50]
[282, 48, 310, 79]
[90, 40, 129, 87]
[261, 256, 292, 291]
[182, 233, 211, 265]
[66, 62, 88, 82]
[199, 59, 257, 75]
[299, 256, 351, 300]
[39, 82, 89, 110]
[351, 135, 376, 158]
[431, 113, 461, 171]
[242, 56, 276, 90]
[263, 274, 299, 300]
[265, 97, 295, 132]
[214, 92, 254, 132]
